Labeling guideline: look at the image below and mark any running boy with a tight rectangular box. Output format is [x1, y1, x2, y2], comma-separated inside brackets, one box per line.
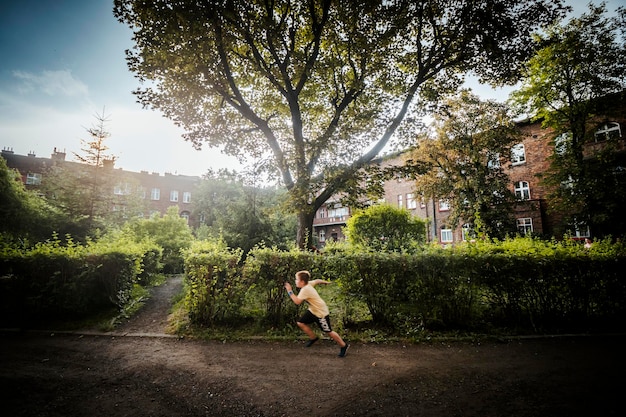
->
[284, 270, 349, 357]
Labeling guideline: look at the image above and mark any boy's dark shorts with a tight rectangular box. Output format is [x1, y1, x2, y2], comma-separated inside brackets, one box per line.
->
[298, 310, 333, 333]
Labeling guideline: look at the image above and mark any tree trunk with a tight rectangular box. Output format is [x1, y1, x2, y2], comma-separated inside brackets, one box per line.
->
[296, 209, 316, 250]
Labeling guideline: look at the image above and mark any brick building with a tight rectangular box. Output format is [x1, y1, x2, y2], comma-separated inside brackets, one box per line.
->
[1, 147, 200, 224]
[312, 99, 626, 247]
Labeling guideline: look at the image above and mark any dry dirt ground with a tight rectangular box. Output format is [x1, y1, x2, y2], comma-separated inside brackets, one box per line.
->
[1, 275, 624, 417]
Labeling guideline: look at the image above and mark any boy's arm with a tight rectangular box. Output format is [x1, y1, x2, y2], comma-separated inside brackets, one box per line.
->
[310, 279, 331, 286]
[284, 282, 305, 305]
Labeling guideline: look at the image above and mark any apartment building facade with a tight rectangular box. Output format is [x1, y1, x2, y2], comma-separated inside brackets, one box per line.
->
[1, 147, 200, 224]
[313, 99, 626, 247]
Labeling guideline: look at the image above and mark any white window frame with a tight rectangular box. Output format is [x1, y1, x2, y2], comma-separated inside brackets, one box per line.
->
[516, 218, 533, 235]
[554, 132, 572, 155]
[461, 223, 474, 242]
[26, 172, 42, 185]
[406, 193, 417, 209]
[441, 228, 453, 243]
[511, 143, 526, 165]
[183, 191, 191, 203]
[150, 188, 160, 201]
[514, 181, 531, 200]
[170, 190, 179, 202]
[397, 194, 403, 208]
[438, 200, 450, 211]
[595, 122, 621, 142]
[487, 152, 500, 169]
[319, 230, 326, 242]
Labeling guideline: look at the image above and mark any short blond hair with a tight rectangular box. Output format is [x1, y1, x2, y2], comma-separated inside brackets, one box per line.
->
[295, 270, 311, 283]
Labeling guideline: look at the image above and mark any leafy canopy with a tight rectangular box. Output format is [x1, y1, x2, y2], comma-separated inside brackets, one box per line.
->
[411, 90, 521, 238]
[114, 0, 567, 247]
[509, 3, 626, 237]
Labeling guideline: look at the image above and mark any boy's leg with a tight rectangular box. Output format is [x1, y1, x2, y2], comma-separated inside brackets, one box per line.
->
[328, 331, 347, 348]
[297, 321, 318, 340]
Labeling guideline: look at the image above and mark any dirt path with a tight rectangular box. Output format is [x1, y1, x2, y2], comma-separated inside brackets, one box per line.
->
[1, 275, 624, 417]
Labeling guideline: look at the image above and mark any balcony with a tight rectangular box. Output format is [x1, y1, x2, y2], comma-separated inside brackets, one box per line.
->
[313, 215, 350, 226]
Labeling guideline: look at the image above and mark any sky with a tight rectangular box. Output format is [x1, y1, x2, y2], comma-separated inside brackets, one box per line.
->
[1, 0, 624, 177]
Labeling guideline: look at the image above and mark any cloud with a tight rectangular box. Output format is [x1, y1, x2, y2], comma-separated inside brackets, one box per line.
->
[12, 69, 89, 97]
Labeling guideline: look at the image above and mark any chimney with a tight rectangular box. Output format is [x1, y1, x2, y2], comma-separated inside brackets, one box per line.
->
[103, 158, 115, 169]
[51, 147, 66, 162]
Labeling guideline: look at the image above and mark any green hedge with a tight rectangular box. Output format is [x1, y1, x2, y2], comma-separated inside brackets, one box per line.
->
[182, 237, 626, 334]
[182, 240, 245, 326]
[0, 235, 162, 325]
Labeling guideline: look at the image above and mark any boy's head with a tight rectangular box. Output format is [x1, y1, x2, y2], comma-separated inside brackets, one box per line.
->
[295, 270, 310, 288]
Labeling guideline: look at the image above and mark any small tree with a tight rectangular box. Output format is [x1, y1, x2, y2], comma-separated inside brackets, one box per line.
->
[41, 108, 119, 235]
[411, 90, 521, 238]
[345, 204, 426, 252]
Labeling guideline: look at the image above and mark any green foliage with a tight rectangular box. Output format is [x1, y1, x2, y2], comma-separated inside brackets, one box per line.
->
[179, 237, 622, 338]
[509, 3, 626, 238]
[0, 233, 159, 326]
[192, 172, 296, 253]
[243, 246, 320, 326]
[123, 206, 194, 273]
[182, 238, 245, 326]
[411, 90, 521, 237]
[114, 0, 566, 248]
[0, 157, 69, 242]
[345, 204, 426, 252]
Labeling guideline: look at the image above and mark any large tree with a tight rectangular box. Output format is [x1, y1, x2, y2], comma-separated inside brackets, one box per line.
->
[114, 0, 566, 248]
[411, 90, 521, 239]
[509, 2, 626, 237]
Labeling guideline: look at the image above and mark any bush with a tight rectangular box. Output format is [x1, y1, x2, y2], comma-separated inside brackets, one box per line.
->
[183, 239, 246, 326]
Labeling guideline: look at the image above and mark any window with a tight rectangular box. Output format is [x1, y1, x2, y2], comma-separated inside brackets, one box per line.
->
[183, 191, 191, 203]
[328, 205, 348, 218]
[438, 200, 450, 211]
[138, 186, 146, 199]
[517, 218, 533, 235]
[572, 218, 590, 238]
[441, 229, 453, 243]
[318, 208, 326, 218]
[514, 181, 531, 200]
[114, 183, 131, 195]
[170, 190, 179, 202]
[150, 188, 160, 200]
[26, 172, 42, 185]
[561, 175, 575, 195]
[487, 152, 500, 169]
[595, 122, 621, 142]
[397, 194, 403, 208]
[511, 143, 526, 165]
[180, 211, 190, 223]
[554, 132, 572, 155]
[319, 230, 326, 242]
[406, 193, 417, 209]
[461, 223, 475, 241]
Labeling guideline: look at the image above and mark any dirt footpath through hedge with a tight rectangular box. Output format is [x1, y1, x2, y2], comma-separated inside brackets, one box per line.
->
[0, 275, 623, 417]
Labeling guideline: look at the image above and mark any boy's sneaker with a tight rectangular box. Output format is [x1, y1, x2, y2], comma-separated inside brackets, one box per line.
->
[306, 337, 319, 347]
[338, 343, 349, 357]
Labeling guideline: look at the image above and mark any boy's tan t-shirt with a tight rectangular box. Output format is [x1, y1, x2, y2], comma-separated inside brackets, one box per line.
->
[297, 283, 330, 318]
